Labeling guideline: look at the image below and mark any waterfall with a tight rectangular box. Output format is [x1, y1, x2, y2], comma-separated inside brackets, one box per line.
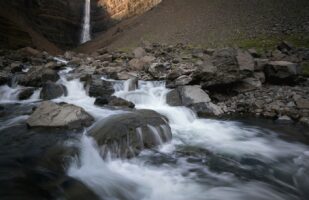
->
[81, 0, 91, 43]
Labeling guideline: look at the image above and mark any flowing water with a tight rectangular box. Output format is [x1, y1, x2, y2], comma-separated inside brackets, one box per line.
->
[0, 69, 309, 200]
[80, 0, 91, 43]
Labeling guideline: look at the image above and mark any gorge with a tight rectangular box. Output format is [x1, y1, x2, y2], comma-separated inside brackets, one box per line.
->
[1, 1, 309, 200]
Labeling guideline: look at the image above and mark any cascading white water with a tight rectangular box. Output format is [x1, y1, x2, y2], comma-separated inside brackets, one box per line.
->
[61, 77, 309, 200]
[80, 0, 91, 43]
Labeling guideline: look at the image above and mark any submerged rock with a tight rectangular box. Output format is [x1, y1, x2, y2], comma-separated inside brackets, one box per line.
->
[89, 109, 172, 158]
[18, 87, 36, 100]
[27, 101, 94, 129]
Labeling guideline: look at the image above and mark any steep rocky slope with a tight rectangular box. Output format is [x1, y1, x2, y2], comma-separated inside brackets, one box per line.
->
[77, 0, 309, 52]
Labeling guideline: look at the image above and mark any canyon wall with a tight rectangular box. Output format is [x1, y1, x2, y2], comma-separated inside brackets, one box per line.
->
[98, 0, 162, 20]
[0, 0, 161, 51]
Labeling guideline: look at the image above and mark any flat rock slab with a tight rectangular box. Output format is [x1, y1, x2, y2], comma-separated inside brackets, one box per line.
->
[27, 101, 94, 129]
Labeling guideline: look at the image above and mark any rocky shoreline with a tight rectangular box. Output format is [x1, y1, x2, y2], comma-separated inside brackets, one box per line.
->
[1, 41, 309, 127]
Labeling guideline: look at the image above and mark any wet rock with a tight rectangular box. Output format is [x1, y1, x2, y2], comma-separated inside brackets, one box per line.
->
[125, 77, 138, 91]
[94, 97, 109, 106]
[277, 115, 293, 123]
[88, 76, 115, 99]
[108, 96, 135, 108]
[264, 61, 300, 85]
[27, 101, 94, 129]
[174, 75, 192, 86]
[18, 88, 36, 100]
[89, 109, 172, 158]
[191, 102, 224, 117]
[166, 85, 211, 106]
[299, 117, 309, 126]
[18, 65, 45, 87]
[40, 82, 67, 100]
[41, 69, 60, 83]
[0, 71, 10, 85]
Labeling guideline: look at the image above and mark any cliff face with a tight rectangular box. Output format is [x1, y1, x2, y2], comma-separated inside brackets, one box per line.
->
[0, 0, 162, 51]
[98, 0, 161, 20]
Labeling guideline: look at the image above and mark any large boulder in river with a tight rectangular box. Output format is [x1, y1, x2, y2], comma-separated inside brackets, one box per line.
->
[166, 85, 223, 116]
[40, 81, 67, 100]
[88, 75, 115, 99]
[27, 101, 94, 129]
[264, 61, 301, 85]
[89, 109, 172, 159]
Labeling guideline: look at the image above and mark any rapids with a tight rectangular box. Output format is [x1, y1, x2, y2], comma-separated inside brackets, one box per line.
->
[0, 68, 309, 200]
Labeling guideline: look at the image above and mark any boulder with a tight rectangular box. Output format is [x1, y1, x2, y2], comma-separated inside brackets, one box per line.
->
[264, 61, 300, 85]
[88, 76, 115, 99]
[41, 69, 60, 83]
[190, 102, 224, 117]
[108, 96, 135, 108]
[148, 63, 168, 79]
[236, 49, 255, 72]
[18, 88, 36, 100]
[133, 47, 146, 58]
[128, 58, 146, 71]
[18, 65, 45, 87]
[124, 77, 138, 91]
[296, 99, 309, 109]
[27, 101, 94, 129]
[0, 71, 10, 85]
[192, 48, 249, 88]
[40, 82, 67, 100]
[88, 109, 172, 158]
[254, 58, 269, 71]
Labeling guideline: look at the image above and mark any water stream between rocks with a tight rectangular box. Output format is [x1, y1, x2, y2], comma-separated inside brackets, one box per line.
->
[0, 68, 309, 200]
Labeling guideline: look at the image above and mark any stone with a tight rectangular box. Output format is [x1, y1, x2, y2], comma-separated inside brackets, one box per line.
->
[108, 96, 135, 108]
[148, 63, 167, 79]
[40, 82, 67, 100]
[133, 47, 146, 58]
[88, 76, 115, 99]
[296, 99, 309, 109]
[236, 49, 255, 72]
[41, 69, 60, 83]
[166, 85, 211, 106]
[166, 70, 182, 81]
[124, 77, 138, 91]
[129, 58, 146, 71]
[88, 109, 172, 158]
[277, 41, 293, 53]
[18, 88, 36, 100]
[97, 54, 113, 62]
[27, 101, 94, 129]
[299, 117, 309, 126]
[191, 102, 224, 117]
[0, 71, 10, 85]
[174, 75, 192, 86]
[277, 115, 293, 123]
[18, 47, 40, 57]
[254, 58, 269, 71]
[264, 61, 300, 85]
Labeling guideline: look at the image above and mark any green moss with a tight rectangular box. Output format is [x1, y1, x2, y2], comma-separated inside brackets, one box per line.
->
[232, 34, 309, 52]
[302, 62, 309, 77]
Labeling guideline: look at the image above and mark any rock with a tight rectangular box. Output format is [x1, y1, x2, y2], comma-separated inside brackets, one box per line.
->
[18, 65, 45, 87]
[18, 47, 40, 57]
[296, 99, 309, 109]
[129, 58, 146, 71]
[18, 88, 36, 100]
[40, 82, 67, 100]
[148, 63, 167, 79]
[27, 101, 94, 129]
[174, 75, 192, 86]
[0, 71, 10, 85]
[166, 85, 211, 106]
[264, 61, 300, 85]
[88, 109, 172, 158]
[133, 47, 146, 58]
[277, 41, 293, 53]
[190, 102, 224, 117]
[94, 97, 109, 106]
[41, 69, 60, 83]
[88, 76, 115, 99]
[248, 48, 259, 58]
[277, 115, 293, 123]
[124, 77, 138, 91]
[299, 117, 309, 126]
[97, 54, 113, 62]
[10, 62, 23, 73]
[254, 72, 266, 83]
[242, 77, 262, 88]
[254, 58, 269, 71]
[236, 49, 255, 72]
[108, 96, 135, 108]
[166, 70, 183, 81]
